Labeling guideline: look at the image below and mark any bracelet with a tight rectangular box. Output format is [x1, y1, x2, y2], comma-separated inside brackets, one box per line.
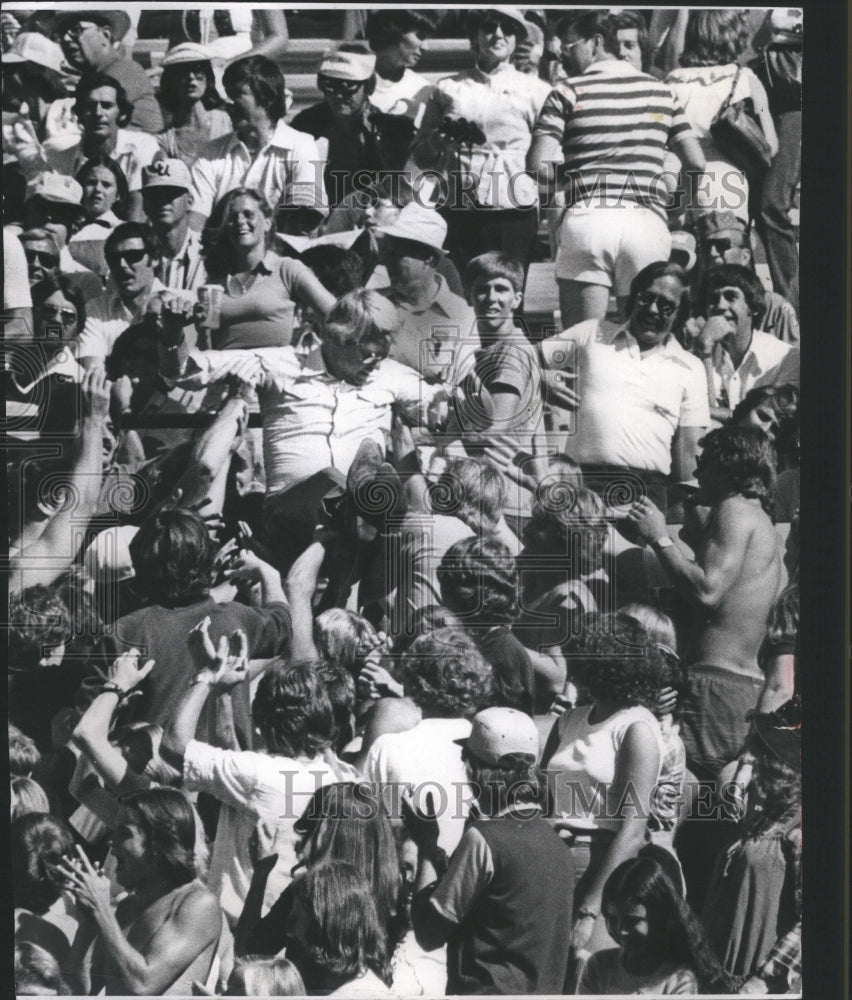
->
[101, 682, 135, 705]
[576, 907, 599, 921]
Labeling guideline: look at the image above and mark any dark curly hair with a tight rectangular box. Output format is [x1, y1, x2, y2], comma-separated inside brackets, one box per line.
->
[437, 535, 520, 627]
[365, 10, 438, 52]
[8, 585, 72, 671]
[129, 508, 215, 606]
[121, 788, 197, 886]
[394, 628, 494, 719]
[252, 661, 335, 758]
[567, 613, 667, 710]
[696, 425, 777, 513]
[731, 384, 799, 462]
[11, 813, 74, 914]
[524, 486, 609, 576]
[699, 262, 766, 321]
[603, 857, 734, 992]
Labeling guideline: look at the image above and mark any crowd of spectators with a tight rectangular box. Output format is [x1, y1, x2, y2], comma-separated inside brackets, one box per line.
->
[4, 7, 802, 996]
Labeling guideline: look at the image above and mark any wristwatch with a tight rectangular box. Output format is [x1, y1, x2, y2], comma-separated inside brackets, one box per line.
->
[652, 536, 674, 550]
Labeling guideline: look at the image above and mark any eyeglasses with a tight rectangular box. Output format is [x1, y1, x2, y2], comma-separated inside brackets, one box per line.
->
[635, 291, 678, 318]
[479, 17, 519, 36]
[41, 304, 78, 324]
[106, 248, 149, 267]
[63, 21, 98, 39]
[24, 249, 59, 268]
[318, 77, 364, 97]
[175, 64, 209, 79]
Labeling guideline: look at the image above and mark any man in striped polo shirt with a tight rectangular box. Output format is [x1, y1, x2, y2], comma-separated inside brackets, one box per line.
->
[528, 10, 708, 328]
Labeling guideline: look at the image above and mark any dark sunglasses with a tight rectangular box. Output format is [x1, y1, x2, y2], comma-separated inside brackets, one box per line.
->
[107, 248, 149, 267]
[318, 76, 364, 97]
[41, 304, 78, 324]
[479, 16, 519, 35]
[25, 249, 59, 268]
[635, 291, 678, 318]
[174, 63, 209, 77]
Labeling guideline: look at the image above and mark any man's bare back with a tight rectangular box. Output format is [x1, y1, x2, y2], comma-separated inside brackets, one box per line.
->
[687, 495, 782, 675]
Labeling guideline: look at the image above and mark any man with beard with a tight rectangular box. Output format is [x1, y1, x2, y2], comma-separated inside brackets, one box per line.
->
[189, 56, 325, 232]
[540, 261, 709, 512]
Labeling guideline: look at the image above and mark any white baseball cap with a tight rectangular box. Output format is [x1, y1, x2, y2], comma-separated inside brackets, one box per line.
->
[141, 158, 193, 192]
[455, 707, 540, 766]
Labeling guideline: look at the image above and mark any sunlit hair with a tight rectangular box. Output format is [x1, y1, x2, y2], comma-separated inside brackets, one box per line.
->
[603, 857, 733, 992]
[430, 457, 505, 532]
[395, 628, 494, 719]
[696, 425, 777, 513]
[321, 289, 396, 356]
[627, 260, 691, 329]
[9, 724, 42, 777]
[291, 861, 391, 987]
[613, 9, 653, 71]
[74, 71, 133, 128]
[699, 261, 766, 319]
[15, 942, 72, 996]
[8, 585, 71, 671]
[619, 604, 686, 695]
[315, 609, 380, 680]
[225, 956, 306, 997]
[680, 9, 750, 67]
[251, 661, 335, 757]
[121, 788, 197, 885]
[201, 186, 272, 281]
[568, 613, 667, 710]
[11, 777, 50, 822]
[159, 57, 224, 115]
[129, 508, 215, 606]
[295, 783, 401, 941]
[75, 154, 130, 220]
[525, 486, 608, 576]
[464, 250, 525, 296]
[556, 9, 619, 56]
[392, 604, 465, 657]
[11, 813, 74, 914]
[438, 535, 520, 626]
[223, 55, 289, 121]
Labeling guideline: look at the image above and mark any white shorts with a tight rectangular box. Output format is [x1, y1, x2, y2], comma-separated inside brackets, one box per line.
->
[555, 205, 672, 296]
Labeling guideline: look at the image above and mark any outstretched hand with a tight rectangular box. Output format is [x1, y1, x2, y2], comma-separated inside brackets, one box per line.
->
[108, 648, 155, 693]
[57, 843, 111, 917]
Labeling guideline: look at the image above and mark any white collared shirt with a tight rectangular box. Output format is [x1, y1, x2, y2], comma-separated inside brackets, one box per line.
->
[170, 345, 441, 494]
[77, 278, 192, 362]
[156, 228, 207, 293]
[190, 120, 326, 220]
[711, 329, 800, 408]
[542, 319, 710, 474]
[379, 275, 476, 378]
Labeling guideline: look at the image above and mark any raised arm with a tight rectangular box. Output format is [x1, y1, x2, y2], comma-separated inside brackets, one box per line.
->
[284, 539, 326, 662]
[172, 397, 250, 511]
[10, 367, 110, 591]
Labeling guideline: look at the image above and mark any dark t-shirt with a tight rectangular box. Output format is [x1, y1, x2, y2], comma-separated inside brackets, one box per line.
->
[477, 627, 536, 716]
[91, 598, 291, 750]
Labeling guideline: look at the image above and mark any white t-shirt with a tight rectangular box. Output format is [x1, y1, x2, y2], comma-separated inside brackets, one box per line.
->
[370, 70, 435, 127]
[364, 717, 473, 854]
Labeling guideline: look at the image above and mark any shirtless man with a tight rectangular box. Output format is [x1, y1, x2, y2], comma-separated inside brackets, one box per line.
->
[627, 425, 782, 780]
[61, 786, 225, 995]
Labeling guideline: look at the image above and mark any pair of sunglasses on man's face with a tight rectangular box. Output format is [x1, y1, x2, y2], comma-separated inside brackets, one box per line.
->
[106, 248, 149, 268]
[25, 249, 59, 268]
[634, 291, 679, 318]
[479, 16, 520, 35]
[318, 77, 365, 98]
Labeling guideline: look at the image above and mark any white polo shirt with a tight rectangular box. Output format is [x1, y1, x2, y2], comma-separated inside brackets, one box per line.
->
[542, 319, 710, 474]
[710, 329, 800, 408]
[190, 119, 326, 220]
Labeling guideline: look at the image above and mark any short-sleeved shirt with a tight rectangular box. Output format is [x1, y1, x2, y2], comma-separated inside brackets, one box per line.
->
[370, 70, 434, 125]
[710, 330, 800, 409]
[533, 59, 695, 219]
[190, 120, 326, 220]
[577, 949, 699, 995]
[541, 320, 710, 475]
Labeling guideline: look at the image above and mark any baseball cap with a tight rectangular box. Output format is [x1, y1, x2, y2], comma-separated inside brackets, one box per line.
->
[376, 201, 448, 255]
[141, 158, 193, 192]
[25, 172, 84, 208]
[455, 707, 540, 766]
[695, 210, 748, 241]
[2, 32, 65, 75]
[319, 47, 376, 82]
